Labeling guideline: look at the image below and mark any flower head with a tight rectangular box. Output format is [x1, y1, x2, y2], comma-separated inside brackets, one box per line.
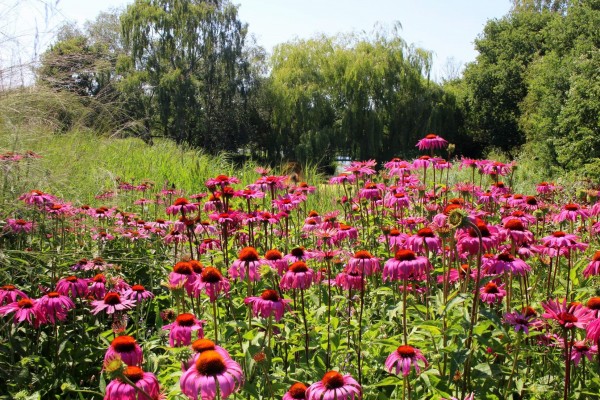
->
[306, 371, 361, 400]
[385, 345, 428, 376]
[244, 289, 291, 322]
[104, 366, 161, 400]
[180, 350, 243, 400]
[163, 313, 205, 347]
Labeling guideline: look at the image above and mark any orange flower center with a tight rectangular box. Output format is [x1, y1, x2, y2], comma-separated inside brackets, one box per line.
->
[131, 285, 146, 292]
[201, 267, 222, 283]
[289, 261, 308, 273]
[395, 249, 416, 261]
[173, 198, 189, 206]
[104, 292, 121, 305]
[260, 289, 280, 302]
[354, 250, 373, 259]
[196, 350, 226, 376]
[558, 312, 578, 324]
[2, 285, 16, 291]
[593, 251, 600, 262]
[290, 247, 305, 258]
[18, 298, 34, 308]
[123, 366, 144, 382]
[484, 283, 499, 294]
[504, 219, 524, 231]
[48, 292, 60, 298]
[553, 231, 566, 238]
[189, 260, 203, 273]
[417, 228, 434, 238]
[425, 134, 437, 139]
[322, 371, 345, 389]
[176, 313, 196, 327]
[396, 345, 416, 358]
[265, 249, 283, 260]
[564, 203, 579, 211]
[112, 335, 137, 352]
[288, 383, 308, 399]
[586, 297, 600, 310]
[239, 247, 260, 262]
[65, 276, 78, 282]
[192, 338, 216, 353]
[173, 261, 193, 275]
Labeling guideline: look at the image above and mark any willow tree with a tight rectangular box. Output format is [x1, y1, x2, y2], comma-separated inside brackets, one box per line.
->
[120, 0, 250, 152]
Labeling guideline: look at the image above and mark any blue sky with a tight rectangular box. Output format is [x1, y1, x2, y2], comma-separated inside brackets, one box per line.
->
[2, 0, 512, 84]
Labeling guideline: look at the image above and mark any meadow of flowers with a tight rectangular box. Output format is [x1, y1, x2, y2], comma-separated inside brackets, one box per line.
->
[1, 135, 600, 400]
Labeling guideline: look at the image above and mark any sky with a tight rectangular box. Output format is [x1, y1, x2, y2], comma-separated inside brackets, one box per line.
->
[0, 0, 512, 85]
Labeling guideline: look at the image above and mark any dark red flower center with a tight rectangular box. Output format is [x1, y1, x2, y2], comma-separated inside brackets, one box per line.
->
[484, 283, 499, 294]
[558, 312, 578, 324]
[288, 383, 308, 399]
[201, 267, 223, 283]
[417, 228, 434, 238]
[498, 253, 515, 262]
[290, 247, 305, 258]
[397, 345, 416, 358]
[48, 292, 60, 298]
[526, 196, 537, 205]
[131, 285, 146, 293]
[112, 335, 137, 352]
[18, 298, 34, 308]
[265, 249, 283, 260]
[593, 251, 600, 262]
[196, 350, 226, 376]
[173, 197, 189, 206]
[553, 231, 566, 238]
[322, 371, 345, 389]
[176, 313, 196, 327]
[65, 276, 78, 283]
[504, 219, 524, 231]
[425, 134, 437, 139]
[239, 247, 260, 262]
[260, 289, 280, 302]
[522, 306, 537, 317]
[389, 229, 401, 236]
[587, 297, 600, 310]
[104, 292, 121, 305]
[395, 249, 416, 261]
[123, 366, 144, 382]
[189, 260, 203, 273]
[308, 210, 319, 217]
[173, 261, 193, 275]
[192, 338, 216, 353]
[289, 261, 308, 273]
[354, 250, 373, 259]
[564, 203, 579, 211]
[1, 285, 16, 291]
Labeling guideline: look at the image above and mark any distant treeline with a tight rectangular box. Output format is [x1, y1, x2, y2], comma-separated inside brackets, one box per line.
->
[34, 0, 599, 177]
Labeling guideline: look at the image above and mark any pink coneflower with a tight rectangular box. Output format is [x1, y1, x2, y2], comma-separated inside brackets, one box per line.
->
[504, 310, 536, 335]
[91, 292, 135, 315]
[416, 134, 448, 151]
[542, 298, 594, 330]
[479, 282, 507, 305]
[168, 261, 197, 295]
[192, 267, 231, 302]
[180, 350, 243, 400]
[5, 219, 34, 234]
[198, 238, 222, 253]
[335, 224, 359, 243]
[244, 289, 291, 322]
[19, 189, 55, 206]
[56, 275, 89, 299]
[385, 345, 428, 376]
[166, 198, 198, 216]
[37, 292, 75, 323]
[344, 159, 377, 176]
[406, 227, 441, 254]
[0, 284, 28, 305]
[346, 250, 380, 275]
[123, 284, 154, 302]
[383, 249, 431, 281]
[583, 251, 600, 278]
[0, 297, 44, 326]
[163, 313, 205, 347]
[456, 220, 500, 255]
[283, 382, 308, 400]
[383, 191, 411, 209]
[379, 228, 408, 251]
[541, 231, 587, 252]
[555, 203, 589, 223]
[228, 247, 264, 282]
[206, 174, 240, 190]
[329, 173, 356, 185]
[536, 181, 557, 194]
[335, 270, 365, 291]
[587, 319, 600, 343]
[570, 341, 597, 366]
[264, 249, 288, 275]
[105, 335, 143, 367]
[104, 366, 161, 400]
[485, 253, 531, 276]
[253, 174, 288, 192]
[306, 371, 361, 400]
[273, 194, 301, 213]
[183, 338, 232, 371]
[358, 181, 382, 199]
[501, 219, 535, 244]
[280, 261, 314, 291]
[284, 247, 314, 263]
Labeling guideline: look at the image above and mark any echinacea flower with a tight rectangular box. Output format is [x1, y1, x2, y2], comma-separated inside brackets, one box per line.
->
[193, 267, 231, 302]
[406, 227, 441, 254]
[280, 261, 314, 291]
[183, 338, 232, 370]
[416, 134, 448, 151]
[504, 310, 535, 335]
[56, 275, 89, 299]
[166, 198, 198, 216]
[583, 251, 600, 278]
[5, 219, 34, 234]
[0, 284, 28, 305]
[163, 313, 205, 347]
[91, 292, 136, 315]
[104, 366, 161, 400]
[228, 247, 265, 282]
[0, 297, 45, 326]
[37, 292, 75, 324]
[180, 350, 243, 400]
[570, 340, 597, 366]
[385, 345, 428, 376]
[122, 285, 154, 302]
[169, 261, 197, 295]
[346, 250, 380, 276]
[485, 253, 531, 276]
[264, 249, 288, 275]
[105, 335, 143, 366]
[479, 282, 507, 305]
[244, 289, 291, 322]
[283, 382, 308, 400]
[383, 249, 431, 282]
[542, 298, 594, 330]
[305, 371, 361, 400]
